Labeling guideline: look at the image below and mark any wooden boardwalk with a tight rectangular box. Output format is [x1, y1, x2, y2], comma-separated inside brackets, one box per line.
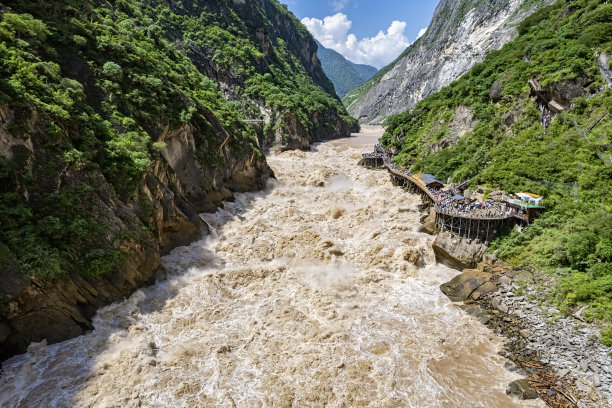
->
[386, 165, 438, 203]
[361, 150, 530, 242]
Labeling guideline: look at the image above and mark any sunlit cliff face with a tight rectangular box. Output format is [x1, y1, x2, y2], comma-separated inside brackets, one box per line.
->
[0, 128, 542, 408]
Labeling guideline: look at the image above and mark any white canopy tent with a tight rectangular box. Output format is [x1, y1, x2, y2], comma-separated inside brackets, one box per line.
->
[516, 192, 543, 205]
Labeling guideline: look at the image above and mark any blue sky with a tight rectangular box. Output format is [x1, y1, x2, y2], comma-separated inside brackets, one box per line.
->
[284, 0, 439, 68]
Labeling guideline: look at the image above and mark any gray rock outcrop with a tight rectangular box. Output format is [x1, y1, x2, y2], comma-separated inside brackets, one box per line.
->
[347, 0, 554, 124]
[0, 105, 271, 360]
[440, 268, 495, 302]
[432, 230, 488, 269]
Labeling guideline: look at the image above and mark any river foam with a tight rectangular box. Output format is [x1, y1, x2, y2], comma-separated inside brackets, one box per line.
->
[0, 127, 543, 407]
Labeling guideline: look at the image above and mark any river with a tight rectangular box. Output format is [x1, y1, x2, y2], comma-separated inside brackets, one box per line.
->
[0, 126, 544, 407]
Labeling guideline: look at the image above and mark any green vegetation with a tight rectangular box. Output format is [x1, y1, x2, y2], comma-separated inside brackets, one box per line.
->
[155, 0, 355, 132]
[316, 41, 378, 98]
[382, 0, 612, 341]
[0, 0, 353, 283]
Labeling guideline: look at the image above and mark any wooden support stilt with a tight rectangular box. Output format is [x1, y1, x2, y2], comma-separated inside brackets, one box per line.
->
[468, 219, 471, 240]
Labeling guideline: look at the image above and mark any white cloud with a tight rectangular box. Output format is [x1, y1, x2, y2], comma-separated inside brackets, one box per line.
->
[417, 27, 427, 40]
[331, 0, 349, 12]
[302, 13, 410, 69]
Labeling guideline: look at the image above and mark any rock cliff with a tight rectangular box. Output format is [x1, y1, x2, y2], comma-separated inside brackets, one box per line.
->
[172, 0, 358, 150]
[346, 0, 552, 124]
[0, 0, 347, 360]
[0, 101, 271, 360]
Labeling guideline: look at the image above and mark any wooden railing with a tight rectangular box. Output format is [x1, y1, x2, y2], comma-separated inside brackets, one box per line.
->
[435, 206, 513, 221]
[363, 148, 535, 225]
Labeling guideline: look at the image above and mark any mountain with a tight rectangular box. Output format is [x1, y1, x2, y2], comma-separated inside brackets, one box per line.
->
[315, 41, 378, 97]
[345, 0, 555, 123]
[0, 0, 356, 359]
[382, 0, 612, 342]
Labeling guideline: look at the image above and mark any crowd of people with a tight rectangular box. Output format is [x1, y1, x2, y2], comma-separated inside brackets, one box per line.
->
[366, 145, 531, 220]
[377, 144, 413, 178]
[389, 163, 412, 178]
[426, 186, 506, 218]
[436, 198, 508, 218]
[426, 186, 444, 201]
[374, 143, 395, 164]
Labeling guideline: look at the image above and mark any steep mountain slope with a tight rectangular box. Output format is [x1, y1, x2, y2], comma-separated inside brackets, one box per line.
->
[0, 0, 354, 359]
[345, 0, 554, 123]
[316, 41, 378, 97]
[169, 0, 358, 150]
[383, 0, 612, 342]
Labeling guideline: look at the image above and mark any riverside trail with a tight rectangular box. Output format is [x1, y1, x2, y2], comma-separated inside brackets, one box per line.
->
[0, 127, 544, 408]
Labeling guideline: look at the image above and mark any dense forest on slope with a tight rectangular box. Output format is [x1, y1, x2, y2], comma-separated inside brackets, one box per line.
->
[0, 0, 354, 282]
[163, 0, 357, 148]
[0, 0, 355, 357]
[383, 0, 612, 343]
[315, 41, 378, 98]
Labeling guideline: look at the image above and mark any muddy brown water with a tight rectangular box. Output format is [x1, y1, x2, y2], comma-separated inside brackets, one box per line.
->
[0, 127, 544, 407]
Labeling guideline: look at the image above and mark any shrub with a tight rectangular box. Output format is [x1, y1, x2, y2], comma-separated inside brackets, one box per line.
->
[102, 61, 123, 81]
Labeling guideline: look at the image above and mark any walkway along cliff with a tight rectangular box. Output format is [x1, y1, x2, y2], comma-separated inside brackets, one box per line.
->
[360, 143, 545, 268]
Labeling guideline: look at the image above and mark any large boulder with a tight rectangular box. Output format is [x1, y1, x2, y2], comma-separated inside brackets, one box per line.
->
[546, 77, 591, 105]
[506, 379, 538, 400]
[432, 231, 488, 269]
[440, 269, 494, 302]
[490, 79, 504, 102]
[459, 304, 491, 324]
[418, 207, 437, 235]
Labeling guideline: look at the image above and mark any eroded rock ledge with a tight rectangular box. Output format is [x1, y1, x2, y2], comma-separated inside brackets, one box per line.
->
[432, 230, 488, 270]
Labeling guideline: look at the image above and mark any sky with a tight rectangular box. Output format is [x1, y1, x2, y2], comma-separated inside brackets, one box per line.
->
[284, 0, 439, 69]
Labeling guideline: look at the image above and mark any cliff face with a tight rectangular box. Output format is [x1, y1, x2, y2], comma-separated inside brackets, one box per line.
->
[381, 0, 612, 344]
[0, 0, 347, 360]
[0, 103, 270, 360]
[164, 0, 358, 150]
[346, 0, 553, 124]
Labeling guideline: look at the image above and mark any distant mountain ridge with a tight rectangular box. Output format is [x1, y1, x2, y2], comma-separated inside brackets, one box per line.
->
[316, 41, 378, 98]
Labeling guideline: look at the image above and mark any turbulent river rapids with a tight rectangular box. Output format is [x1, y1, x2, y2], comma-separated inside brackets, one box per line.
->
[0, 127, 544, 408]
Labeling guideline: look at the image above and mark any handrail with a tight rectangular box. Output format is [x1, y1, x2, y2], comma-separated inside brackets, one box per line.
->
[363, 148, 537, 224]
[385, 165, 438, 202]
[434, 205, 514, 221]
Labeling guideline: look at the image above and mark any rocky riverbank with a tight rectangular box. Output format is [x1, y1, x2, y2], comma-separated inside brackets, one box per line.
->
[441, 262, 612, 407]
[408, 195, 611, 406]
[365, 155, 612, 407]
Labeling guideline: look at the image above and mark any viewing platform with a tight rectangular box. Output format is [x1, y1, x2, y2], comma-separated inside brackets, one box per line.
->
[361, 152, 384, 168]
[361, 144, 544, 242]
